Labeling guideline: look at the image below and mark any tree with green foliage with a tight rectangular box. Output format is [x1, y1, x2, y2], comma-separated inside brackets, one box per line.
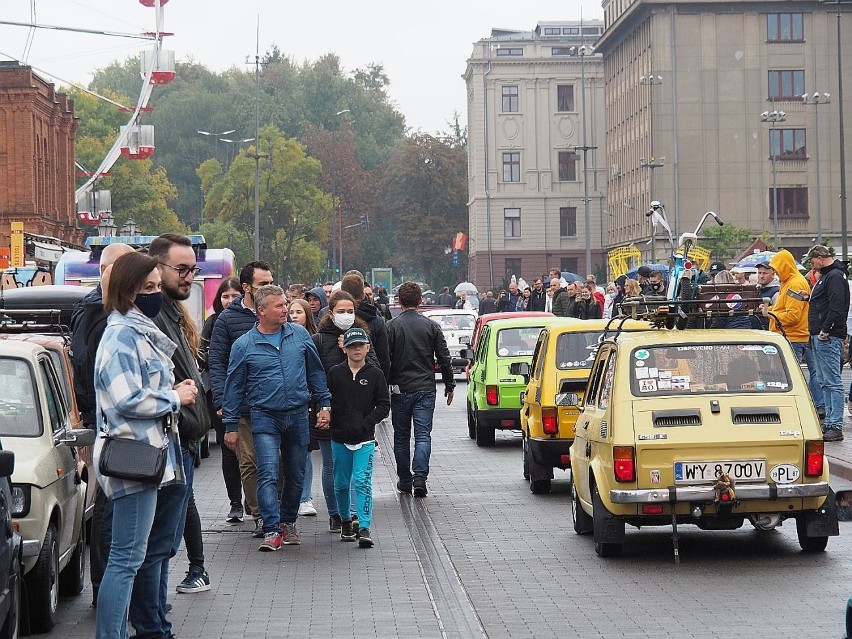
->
[701, 223, 756, 263]
[198, 125, 332, 283]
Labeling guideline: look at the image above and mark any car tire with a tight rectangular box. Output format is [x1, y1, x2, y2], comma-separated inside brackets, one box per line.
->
[59, 524, 85, 596]
[571, 473, 593, 535]
[529, 478, 551, 494]
[26, 523, 59, 633]
[0, 567, 20, 639]
[522, 438, 530, 480]
[475, 417, 495, 447]
[466, 402, 476, 439]
[593, 484, 623, 557]
[796, 514, 829, 552]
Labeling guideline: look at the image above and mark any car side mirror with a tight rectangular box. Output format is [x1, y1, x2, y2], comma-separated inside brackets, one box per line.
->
[61, 428, 96, 448]
[836, 490, 852, 522]
[459, 335, 471, 345]
[0, 450, 14, 478]
[509, 361, 530, 383]
[461, 349, 475, 360]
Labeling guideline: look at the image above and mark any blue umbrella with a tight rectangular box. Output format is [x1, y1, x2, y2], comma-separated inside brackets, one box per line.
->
[560, 271, 584, 283]
[735, 251, 776, 269]
[625, 263, 669, 280]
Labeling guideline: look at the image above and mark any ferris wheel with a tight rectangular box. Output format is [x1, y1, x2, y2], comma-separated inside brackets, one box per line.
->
[73, 0, 177, 227]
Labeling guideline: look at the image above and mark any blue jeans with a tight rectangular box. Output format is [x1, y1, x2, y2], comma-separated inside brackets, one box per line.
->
[96, 487, 157, 639]
[791, 341, 825, 411]
[392, 390, 436, 485]
[332, 441, 375, 528]
[812, 335, 845, 430]
[129, 447, 193, 639]
[251, 408, 309, 530]
[300, 451, 313, 502]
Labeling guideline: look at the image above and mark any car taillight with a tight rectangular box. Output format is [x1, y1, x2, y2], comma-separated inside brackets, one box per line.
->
[805, 440, 824, 477]
[613, 446, 635, 482]
[542, 407, 558, 434]
[486, 385, 499, 406]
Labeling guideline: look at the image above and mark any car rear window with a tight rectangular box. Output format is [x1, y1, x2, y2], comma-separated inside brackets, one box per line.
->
[0, 357, 41, 436]
[629, 343, 792, 396]
[556, 331, 602, 369]
[496, 326, 544, 357]
[428, 314, 476, 330]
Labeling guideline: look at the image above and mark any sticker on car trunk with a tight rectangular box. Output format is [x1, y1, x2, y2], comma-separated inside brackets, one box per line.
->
[769, 464, 800, 484]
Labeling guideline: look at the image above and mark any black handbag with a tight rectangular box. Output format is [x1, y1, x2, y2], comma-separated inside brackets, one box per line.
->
[99, 436, 168, 484]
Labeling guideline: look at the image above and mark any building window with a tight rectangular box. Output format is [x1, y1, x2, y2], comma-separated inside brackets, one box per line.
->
[558, 151, 578, 181]
[767, 13, 804, 42]
[557, 85, 575, 111]
[502, 86, 519, 113]
[502, 152, 521, 182]
[552, 47, 573, 56]
[770, 187, 808, 219]
[497, 48, 523, 57]
[543, 27, 561, 35]
[564, 27, 580, 35]
[561, 257, 579, 273]
[768, 70, 805, 100]
[770, 128, 807, 159]
[504, 208, 521, 237]
[505, 259, 522, 280]
[560, 207, 577, 237]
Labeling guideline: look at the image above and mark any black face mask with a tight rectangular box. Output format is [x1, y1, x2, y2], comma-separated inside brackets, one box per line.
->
[135, 292, 164, 318]
[651, 281, 665, 291]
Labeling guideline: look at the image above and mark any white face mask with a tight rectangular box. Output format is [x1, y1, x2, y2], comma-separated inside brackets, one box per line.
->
[332, 312, 355, 331]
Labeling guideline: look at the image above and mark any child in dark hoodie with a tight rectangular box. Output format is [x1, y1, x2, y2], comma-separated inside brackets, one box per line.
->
[326, 327, 390, 548]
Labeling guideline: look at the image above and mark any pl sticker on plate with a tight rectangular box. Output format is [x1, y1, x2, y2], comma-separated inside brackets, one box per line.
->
[635, 349, 650, 361]
[769, 464, 800, 484]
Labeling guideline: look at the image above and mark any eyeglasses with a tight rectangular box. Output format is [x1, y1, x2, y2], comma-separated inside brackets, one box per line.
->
[159, 262, 201, 278]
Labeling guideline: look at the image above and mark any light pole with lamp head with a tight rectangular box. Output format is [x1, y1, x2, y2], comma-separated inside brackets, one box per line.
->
[761, 109, 787, 248]
[639, 73, 664, 262]
[97, 212, 117, 238]
[801, 92, 830, 243]
[196, 129, 235, 164]
[331, 108, 350, 278]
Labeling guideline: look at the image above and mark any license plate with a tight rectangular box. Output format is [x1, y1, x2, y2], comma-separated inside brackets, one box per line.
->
[674, 459, 766, 483]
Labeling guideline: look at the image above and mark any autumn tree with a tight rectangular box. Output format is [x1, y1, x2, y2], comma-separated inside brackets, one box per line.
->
[199, 125, 332, 283]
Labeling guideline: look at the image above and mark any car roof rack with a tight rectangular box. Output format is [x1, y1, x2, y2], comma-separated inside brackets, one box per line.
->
[0, 308, 70, 337]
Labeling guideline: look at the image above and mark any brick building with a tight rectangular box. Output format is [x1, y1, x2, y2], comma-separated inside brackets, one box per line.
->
[0, 61, 84, 253]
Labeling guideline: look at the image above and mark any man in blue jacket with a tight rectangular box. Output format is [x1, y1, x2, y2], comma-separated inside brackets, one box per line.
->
[209, 260, 274, 536]
[222, 285, 331, 551]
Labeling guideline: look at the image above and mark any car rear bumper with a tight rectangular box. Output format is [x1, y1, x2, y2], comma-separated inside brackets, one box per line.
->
[528, 437, 572, 469]
[476, 408, 521, 430]
[611, 481, 830, 504]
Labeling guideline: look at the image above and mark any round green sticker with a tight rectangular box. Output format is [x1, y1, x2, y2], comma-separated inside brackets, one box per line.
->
[635, 349, 650, 361]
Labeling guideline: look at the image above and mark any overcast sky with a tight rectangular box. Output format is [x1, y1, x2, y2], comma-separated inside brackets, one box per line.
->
[1, 0, 604, 134]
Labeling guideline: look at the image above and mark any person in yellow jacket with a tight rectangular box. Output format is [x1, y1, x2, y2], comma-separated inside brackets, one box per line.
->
[766, 249, 825, 416]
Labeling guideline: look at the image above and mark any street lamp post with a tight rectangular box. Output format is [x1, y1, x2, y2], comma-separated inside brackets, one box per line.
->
[761, 109, 787, 248]
[196, 128, 235, 164]
[802, 92, 831, 244]
[640, 73, 664, 262]
[568, 45, 596, 276]
[836, 0, 849, 261]
[97, 212, 116, 237]
[331, 108, 350, 278]
[120, 217, 140, 236]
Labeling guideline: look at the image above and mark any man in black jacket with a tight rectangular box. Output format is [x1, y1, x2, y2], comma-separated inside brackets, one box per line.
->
[387, 282, 454, 498]
[209, 260, 274, 534]
[70, 241, 134, 605]
[805, 245, 850, 441]
[147, 234, 213, 600]
[528, 278, 547, 311]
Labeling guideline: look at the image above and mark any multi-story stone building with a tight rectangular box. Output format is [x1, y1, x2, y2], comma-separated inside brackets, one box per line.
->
[464, 21, 607, 291]
[0, 61, 83, 252]
[597, 0, 852, 261]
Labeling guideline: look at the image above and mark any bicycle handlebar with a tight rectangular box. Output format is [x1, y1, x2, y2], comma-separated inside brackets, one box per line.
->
[694, 211, 724, 234]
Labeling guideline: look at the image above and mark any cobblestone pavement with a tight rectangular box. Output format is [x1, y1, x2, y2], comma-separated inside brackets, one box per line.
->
[55, 377, 852, 638]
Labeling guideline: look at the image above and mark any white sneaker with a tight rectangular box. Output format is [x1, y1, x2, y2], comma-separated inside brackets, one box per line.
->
[298, 500, 317, 516]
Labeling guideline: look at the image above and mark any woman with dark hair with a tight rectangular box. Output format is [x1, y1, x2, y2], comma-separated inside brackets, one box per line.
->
[573, 282, 603, 319]
[200, 276, 243, 522]
[93, 252, 198, 639]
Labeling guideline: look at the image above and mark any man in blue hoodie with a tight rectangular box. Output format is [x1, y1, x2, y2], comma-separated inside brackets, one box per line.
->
[222, 285, 331, 551]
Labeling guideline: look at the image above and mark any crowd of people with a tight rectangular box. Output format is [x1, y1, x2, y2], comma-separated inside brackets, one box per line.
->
[70, 234, 454, 639]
